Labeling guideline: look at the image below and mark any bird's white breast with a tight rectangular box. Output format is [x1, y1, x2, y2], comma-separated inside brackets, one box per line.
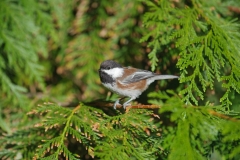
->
[102, 82, 142, 98]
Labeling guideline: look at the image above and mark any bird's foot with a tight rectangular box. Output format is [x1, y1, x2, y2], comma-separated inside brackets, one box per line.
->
[113, 99, 122, 109]
[123, 102, 131, 110]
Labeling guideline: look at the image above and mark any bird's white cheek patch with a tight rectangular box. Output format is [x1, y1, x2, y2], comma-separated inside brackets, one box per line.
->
[103, 68, 123, 78]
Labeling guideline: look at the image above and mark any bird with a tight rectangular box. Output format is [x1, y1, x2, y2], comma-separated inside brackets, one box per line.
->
[98, 60, 178, 109]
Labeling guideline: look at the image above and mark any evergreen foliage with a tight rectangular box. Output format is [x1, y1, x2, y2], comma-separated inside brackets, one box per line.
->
[141, 0, 240, 109]
[0, 0, 240, 159]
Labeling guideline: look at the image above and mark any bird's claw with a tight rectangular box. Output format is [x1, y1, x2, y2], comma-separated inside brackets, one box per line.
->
[113, 97, 133, 110]
[113, 99, 121, 109]
[123, 103, 131, 109]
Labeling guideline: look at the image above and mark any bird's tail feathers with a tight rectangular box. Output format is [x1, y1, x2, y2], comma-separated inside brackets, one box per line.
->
[147, 75, 179, 84]
[154, 75, 179, 80]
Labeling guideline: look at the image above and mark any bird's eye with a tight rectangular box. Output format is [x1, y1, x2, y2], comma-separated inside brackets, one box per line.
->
[107, 67, 111, 70]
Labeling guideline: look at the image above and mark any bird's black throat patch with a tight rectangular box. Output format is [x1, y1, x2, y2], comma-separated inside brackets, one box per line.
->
[99, 70, 115, 84]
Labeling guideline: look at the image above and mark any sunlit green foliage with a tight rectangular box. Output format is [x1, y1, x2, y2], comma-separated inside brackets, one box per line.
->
[149, 91, 240, 160]
[141, 0, 240, 110]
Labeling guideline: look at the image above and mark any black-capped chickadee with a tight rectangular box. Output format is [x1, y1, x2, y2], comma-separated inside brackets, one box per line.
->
[98, 60, 179, 109]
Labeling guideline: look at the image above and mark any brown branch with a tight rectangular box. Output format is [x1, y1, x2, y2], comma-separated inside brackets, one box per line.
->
[228, 6, 240, 14]
[85, 100, 161, 110]
[209, 110, 239, 122]
[129, 104, 161, 109]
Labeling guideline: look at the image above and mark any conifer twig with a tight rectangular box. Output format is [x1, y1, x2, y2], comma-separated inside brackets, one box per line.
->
[209, 110, 239, 122]
[86, 100, 161, 109]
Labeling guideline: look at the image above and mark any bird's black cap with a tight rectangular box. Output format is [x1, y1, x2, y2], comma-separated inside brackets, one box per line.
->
[99, 60, 122, 70]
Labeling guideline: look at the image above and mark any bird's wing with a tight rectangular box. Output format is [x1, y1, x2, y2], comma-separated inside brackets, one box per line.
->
[121, 70, 156, 84]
